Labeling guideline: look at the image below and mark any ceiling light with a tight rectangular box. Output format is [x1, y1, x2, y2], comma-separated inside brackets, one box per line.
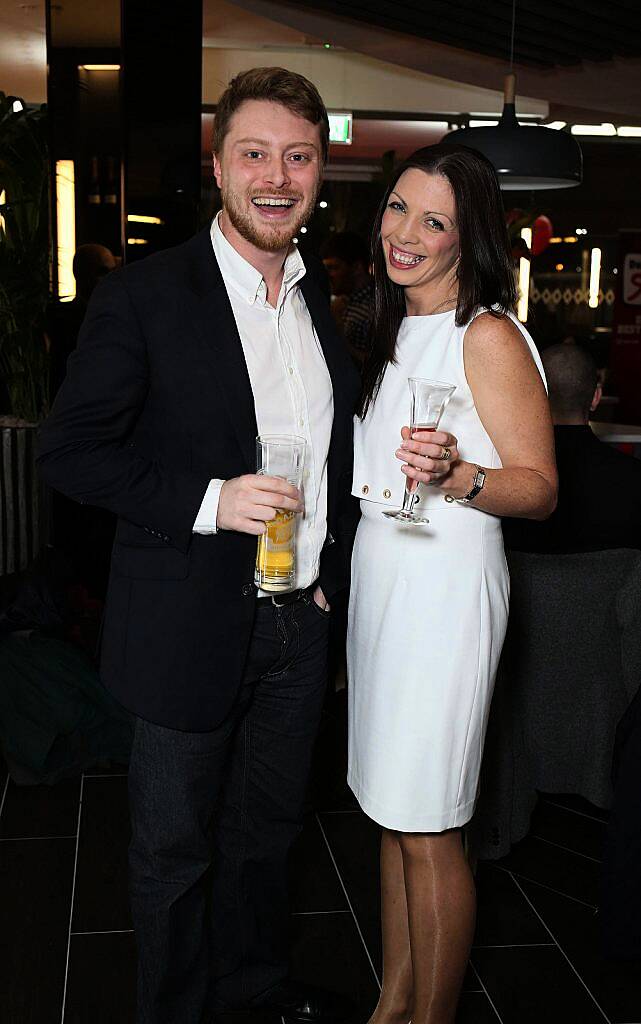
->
[563, 236, 578, 243]
[12, 99, 24, 112]
[617, 126, 641, 137]
[300, 226, 307, 233]
[127, 238, 148, 245]
[469, 120, 498, 128]
[319, 200, 328, 209]
[571, 123, 616, 136]
[555, 263, 564, 271]
[127, 214, 164, 224]
[447, 75, 582, 190]
[80, 64, 121, 71]
[545, 121, 567, 131]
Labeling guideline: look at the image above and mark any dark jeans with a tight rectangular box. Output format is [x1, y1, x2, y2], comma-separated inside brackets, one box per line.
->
[127, 590, 331, 1024]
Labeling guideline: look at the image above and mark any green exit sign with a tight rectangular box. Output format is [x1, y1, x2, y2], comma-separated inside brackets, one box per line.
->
[329, 112, 352, 145]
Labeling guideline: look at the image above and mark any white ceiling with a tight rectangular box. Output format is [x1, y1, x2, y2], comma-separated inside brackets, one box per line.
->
[3, 0, 639, 123]
[0, 0, 46, 103]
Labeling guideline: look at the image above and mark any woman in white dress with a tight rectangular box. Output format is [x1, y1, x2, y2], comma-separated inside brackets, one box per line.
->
[347, 144, 557, 1023]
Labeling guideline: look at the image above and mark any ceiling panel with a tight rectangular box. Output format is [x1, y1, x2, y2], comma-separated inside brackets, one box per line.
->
[293, 0, 641, 69]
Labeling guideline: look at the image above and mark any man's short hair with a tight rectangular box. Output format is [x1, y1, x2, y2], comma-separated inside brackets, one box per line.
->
[213, 67, 330, 163]
[542, 343, 599, 417]
[320, 231, 370, 267]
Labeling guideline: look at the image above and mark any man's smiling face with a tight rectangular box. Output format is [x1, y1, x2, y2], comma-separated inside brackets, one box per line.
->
[213, 99, 323, 254]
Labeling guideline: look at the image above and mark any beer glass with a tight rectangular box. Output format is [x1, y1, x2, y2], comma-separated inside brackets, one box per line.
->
[382, 377, 456, 526]
[254, 434, 306, 592]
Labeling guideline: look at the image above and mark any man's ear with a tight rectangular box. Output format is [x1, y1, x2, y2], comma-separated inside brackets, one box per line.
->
[213, 153, 222, 190]
[590, 383, 603, 412]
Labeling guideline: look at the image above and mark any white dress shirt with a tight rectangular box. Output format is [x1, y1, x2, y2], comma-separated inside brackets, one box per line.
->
[193, 213, 333, 591]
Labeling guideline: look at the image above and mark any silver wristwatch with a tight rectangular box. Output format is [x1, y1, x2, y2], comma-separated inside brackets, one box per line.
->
[445, 465, 486, 505]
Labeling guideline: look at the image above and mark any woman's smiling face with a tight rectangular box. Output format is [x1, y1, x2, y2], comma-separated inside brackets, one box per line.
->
[380, 168, 460, 298]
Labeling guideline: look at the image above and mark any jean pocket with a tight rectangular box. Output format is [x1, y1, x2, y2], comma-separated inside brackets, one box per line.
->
[304, 591, 332, 621]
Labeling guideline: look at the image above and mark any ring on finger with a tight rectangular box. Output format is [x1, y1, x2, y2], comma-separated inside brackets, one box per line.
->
[440, 446, 452, 461]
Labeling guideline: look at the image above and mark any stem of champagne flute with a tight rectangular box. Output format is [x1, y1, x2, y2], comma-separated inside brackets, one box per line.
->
[400, 479, 418, 515]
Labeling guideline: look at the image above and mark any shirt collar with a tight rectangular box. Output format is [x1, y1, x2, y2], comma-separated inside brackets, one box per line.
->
[210, 211, 306, 306]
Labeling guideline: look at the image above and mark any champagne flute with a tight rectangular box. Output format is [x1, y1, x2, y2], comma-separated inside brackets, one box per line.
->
[382, 377, 456, 526]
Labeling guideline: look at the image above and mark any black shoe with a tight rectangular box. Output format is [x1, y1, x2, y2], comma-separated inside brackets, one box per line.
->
[253, 981, 355, 1023]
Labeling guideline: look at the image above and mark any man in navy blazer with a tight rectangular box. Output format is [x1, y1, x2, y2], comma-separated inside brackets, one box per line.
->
[38, 68, 359, 1024]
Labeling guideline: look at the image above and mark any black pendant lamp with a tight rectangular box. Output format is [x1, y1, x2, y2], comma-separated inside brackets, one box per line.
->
[447, 73, 583, 190]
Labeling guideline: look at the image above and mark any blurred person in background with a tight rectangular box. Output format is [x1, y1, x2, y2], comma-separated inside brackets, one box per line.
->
[46, 244, 119, 597]
[503, 342, 641, 554]
[321, 231, 374, 367]
[48, 244, 118, 399]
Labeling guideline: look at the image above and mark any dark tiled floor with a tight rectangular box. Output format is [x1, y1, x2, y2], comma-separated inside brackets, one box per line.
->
[1, 695, 641, 1024]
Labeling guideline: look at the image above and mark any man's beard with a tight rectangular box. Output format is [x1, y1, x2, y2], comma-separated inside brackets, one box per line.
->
[221, 179, 321, 253]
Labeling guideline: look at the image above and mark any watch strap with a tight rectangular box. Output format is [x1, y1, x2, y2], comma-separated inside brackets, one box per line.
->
[446, 465, 486, 505]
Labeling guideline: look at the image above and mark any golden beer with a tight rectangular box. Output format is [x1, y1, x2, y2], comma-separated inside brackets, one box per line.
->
[255, 509, 296, 591]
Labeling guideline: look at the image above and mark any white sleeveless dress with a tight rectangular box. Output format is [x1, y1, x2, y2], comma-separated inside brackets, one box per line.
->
[347, 309, 545, 832]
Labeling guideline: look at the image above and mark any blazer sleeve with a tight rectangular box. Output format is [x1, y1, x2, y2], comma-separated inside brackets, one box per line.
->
[317, 375, 361, 603]
[317, 449, 360, 602]
[37, 272, 211, 553]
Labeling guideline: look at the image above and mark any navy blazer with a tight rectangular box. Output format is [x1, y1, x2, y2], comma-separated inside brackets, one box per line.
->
[37, 226, 360, 730]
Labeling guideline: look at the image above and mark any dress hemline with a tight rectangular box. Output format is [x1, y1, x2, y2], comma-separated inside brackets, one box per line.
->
[347, 774, 477, 833]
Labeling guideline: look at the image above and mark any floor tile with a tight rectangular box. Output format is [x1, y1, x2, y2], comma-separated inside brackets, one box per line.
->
[82, 762, 128, 778]
[72, 776, 131, 933]
[520, 877, 641, 1023]
[541, 793, 609, 824]
[0, 775, 80, 839]
[462, 961, 484, 993]
[474, 862, 551, 947]
[456, 990, 501, 1022]
[532, 798, 606, 861]
[495, 833, 601, 907]
[289, 910, 380, 1024]
[318, 810, 382, 975]
[0, 837, 75, 1023]
[64, 931, 136, 1023]
[290, 814, 348, 914]
[472, 945, 608, 1023]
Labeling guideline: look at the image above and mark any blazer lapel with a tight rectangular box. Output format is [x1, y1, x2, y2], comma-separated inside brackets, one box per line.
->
[186, 227, 257, 472]
[299, 271, 346, 406]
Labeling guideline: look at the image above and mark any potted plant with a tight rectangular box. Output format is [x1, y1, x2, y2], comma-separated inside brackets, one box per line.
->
[0, 91, 50, 575]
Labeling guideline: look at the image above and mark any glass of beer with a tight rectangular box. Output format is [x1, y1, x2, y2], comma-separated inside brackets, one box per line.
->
[254, 434, 306, 592]
[382, 377, 456, 526]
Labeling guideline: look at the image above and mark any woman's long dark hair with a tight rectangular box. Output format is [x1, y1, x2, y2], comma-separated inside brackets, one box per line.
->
[358, 143, 517, 418]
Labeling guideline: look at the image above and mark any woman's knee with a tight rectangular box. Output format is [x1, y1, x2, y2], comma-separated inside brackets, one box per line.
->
[397, 827, 464, 862]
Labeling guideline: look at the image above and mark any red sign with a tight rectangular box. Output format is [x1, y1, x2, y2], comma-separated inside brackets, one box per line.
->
[610, 231, 641, 424]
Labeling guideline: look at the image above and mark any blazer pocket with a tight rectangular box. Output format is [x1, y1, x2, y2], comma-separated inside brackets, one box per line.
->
[111, 543, 190, 580]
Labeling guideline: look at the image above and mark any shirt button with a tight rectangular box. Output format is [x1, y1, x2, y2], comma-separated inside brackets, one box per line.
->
[289, 367, 294, 375]
[362, 485, 369, 495]
[299, 418, 304, 427]
[241, 583, 254, 596]
[383, 488, 391, 499]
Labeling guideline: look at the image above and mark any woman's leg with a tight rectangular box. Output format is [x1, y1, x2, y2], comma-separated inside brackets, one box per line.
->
[368, 829, 413, 1024]
[399, 829, 476, 1024]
